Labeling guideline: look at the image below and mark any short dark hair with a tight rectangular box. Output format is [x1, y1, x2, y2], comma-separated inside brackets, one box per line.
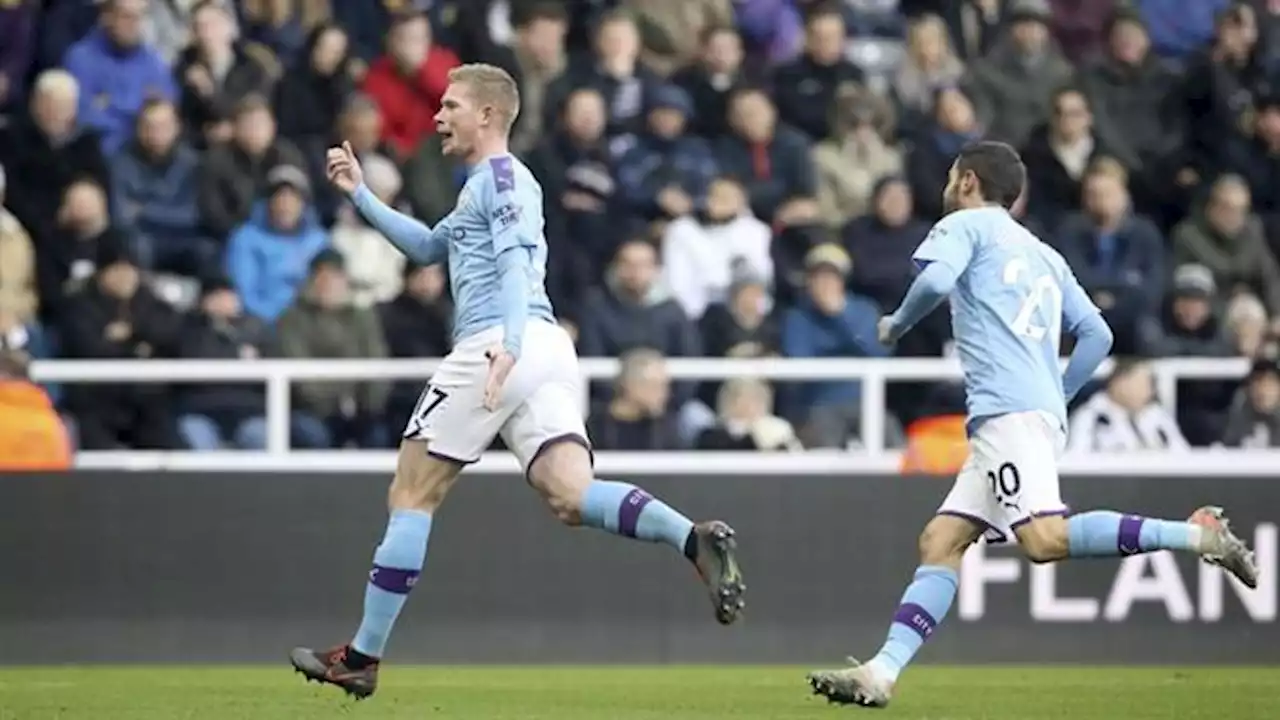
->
[519, 2, 567, 26]
[804, 2, 845, 26]
[954, 141, 1025, 209]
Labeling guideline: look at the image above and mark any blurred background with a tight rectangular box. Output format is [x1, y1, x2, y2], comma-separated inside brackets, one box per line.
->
[2, 0, 1280, 467]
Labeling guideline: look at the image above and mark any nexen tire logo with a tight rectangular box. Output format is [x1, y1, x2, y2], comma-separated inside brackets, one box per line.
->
[958, 523, 1276, 623]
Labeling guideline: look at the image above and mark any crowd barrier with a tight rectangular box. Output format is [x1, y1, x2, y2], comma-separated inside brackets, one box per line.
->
[1, 471, 1273, 665]
[30, 355, 1252, 460]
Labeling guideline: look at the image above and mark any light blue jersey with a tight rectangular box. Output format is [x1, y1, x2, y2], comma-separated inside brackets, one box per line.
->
[891, 206, 1106, 431]
[352, 153, 555, 358]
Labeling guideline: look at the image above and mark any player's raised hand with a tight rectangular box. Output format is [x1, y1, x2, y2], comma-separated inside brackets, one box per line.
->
[482, 345, 516, 411]
[326, 140, 363, 195]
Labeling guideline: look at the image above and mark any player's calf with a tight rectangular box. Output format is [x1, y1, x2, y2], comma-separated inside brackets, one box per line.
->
[292, 440, 464, 693]
[527, 440, 746, 624]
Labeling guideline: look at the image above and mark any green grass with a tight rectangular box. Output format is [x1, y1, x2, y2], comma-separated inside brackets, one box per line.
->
[0, 666, 1274, 719]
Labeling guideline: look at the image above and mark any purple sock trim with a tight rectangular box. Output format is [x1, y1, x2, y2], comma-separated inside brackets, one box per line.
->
[369, 565, 421, 594]
[1118, 515, 1145, 555]
[618, 488, 653, 538]
[892, 602, 938, 641]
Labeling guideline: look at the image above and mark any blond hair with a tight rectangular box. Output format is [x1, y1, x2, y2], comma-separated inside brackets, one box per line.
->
[448, 63, 521, 132]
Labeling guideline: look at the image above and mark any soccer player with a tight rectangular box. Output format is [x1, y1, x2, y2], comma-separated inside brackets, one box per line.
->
[289, 63, 745, 699]
[807, 141, 1259, 708]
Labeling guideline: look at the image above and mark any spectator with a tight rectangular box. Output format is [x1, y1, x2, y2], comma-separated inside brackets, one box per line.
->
[1047, 0, 1115, 63]
[934, 0, 1007, 61]
[695, 377, 802, 451]
[379, 263, 452, 434]
[733, 0, 805, 68]
[225, 165, 329, 323]
[0, 165, 38, 323]
[58, 234, 181, 450]
[1172, 174, 1280, 315]
[1221, 357, 1280, 447]
[1136, 264, 1236, 445]
[526, 87, 620, 291]
[579, 237, 702, 362]
[0, 350, 71, 471]
[1079, 11, 1182, 177]
[274, 22, 358, 161]
[716, 87, 817, 226]
[907, 86, 983, 221]
[1225, 291, 1271, 358]
[279, 250, 390, 449]
[623, 0, 734, 77]
[493, 3, 569, 156]
[1067, 358, 1189, 451]
[176, 276, 272, 450]
[62, 0, 177, 154]
[361, 11, 460, 160]
[111, 98, 212, 277]
[587, 347, 682, 450]
[1021, 86, 1117, 227]
[175, 0, 276, 149]
[894, 14, 966, 124]
[0, 70, 111, 257]
[237, 0, 331, 67]
[330, 153, 406, 307]
[140, 0, 198, 64]
[662, 176, 773, 320]
[1055, 160, 1165, 352]
[672, 26, 753, 140]
[333, 93, 397, 223]
[545, 10, 662, 153]
[780, 242, 892, 449]
[772, 4, 865, 142]
[1180, 4, 1269, 182]
[0, 0, 38, 113]
[1228, 93, 1280, 220]
[843, 177, 932, 315]
[198, 93, 306, 241]
[1135, 0, 1231, 61]
[40, 179, 127, 322]
[699, 266, 780, 359]
[813, 83, 903, 229]
[617, 85, 719, 220]
[964, 0, 1074, 147]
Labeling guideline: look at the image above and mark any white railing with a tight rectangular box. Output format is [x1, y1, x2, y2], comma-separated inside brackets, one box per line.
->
[28, 356, 1253, 472]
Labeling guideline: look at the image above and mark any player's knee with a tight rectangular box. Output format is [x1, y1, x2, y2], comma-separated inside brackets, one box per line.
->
[527, 439, 593, 526]
[917, 517, 974, 567]
[1016, 517, 1069, 563]
[388, 440, 463, 512]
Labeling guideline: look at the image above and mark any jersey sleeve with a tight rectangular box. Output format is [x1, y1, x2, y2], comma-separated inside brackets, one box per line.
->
[482, 156, 539, 254]
[912, 212, 979, 277]
[1059, 262, 1102, 334]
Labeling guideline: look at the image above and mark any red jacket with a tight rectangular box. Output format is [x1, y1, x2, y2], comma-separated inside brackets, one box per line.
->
[361, 47, 460, 157]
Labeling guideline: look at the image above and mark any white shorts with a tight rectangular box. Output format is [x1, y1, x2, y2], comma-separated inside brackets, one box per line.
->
[937, 411, 1069, 545]
[402, 320, 589, 470]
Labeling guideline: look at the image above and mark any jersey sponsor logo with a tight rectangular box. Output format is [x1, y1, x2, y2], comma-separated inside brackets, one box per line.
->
[492, 202, 520, 229]
[490, 156, 516, 193]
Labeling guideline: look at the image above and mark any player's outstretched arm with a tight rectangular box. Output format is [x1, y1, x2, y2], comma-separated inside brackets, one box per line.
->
[882, 262, 957, 344]
[1061, 274, 1114, 401]
[328, 141, 445, 265]
[350, 184, 447, 266]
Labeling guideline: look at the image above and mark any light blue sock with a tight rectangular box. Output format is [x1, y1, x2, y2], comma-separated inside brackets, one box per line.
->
[351, 508, 433, 658]
[869, 565, 958, 683]
[579, 480, 695, 555]
[1067, 510, 1201, 558]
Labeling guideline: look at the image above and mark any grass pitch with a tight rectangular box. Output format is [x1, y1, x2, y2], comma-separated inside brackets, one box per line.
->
[0, 665, 1274, 719]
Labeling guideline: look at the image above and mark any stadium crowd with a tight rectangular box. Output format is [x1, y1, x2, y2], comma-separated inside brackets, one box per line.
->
[1, 0, 1280, 460]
